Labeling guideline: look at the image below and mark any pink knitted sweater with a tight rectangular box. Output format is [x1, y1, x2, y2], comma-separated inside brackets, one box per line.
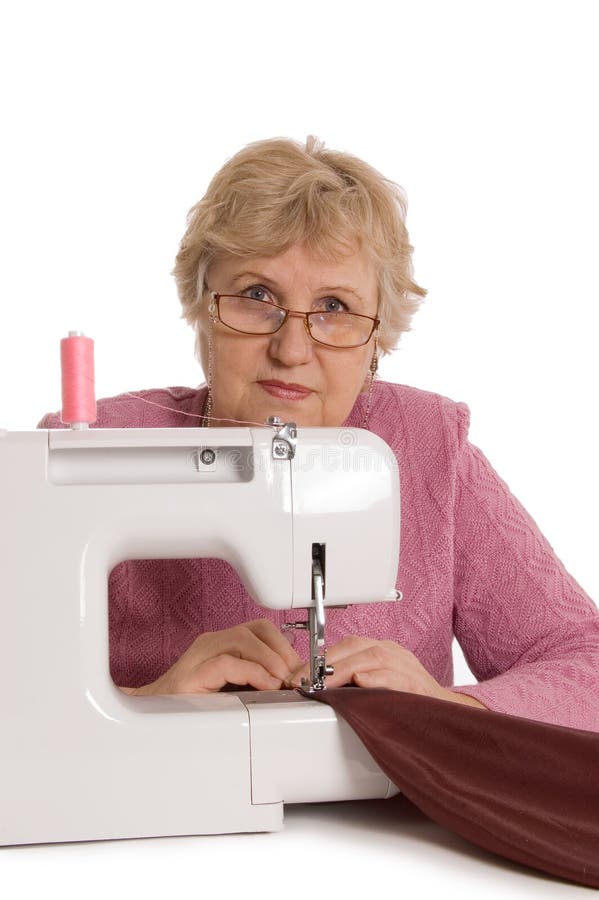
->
[40, 381, 599, 730]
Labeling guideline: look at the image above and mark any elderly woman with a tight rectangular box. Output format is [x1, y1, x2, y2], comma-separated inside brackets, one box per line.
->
[41, 137, 599, 729]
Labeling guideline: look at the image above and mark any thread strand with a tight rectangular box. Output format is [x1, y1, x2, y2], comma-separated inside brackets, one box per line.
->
[124, 393, 267, 428]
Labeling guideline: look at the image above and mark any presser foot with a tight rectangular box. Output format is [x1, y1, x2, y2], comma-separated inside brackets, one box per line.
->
[300, 655, 335, 693]
[283, 623, 334, 691]
[284, 546, 334, 691]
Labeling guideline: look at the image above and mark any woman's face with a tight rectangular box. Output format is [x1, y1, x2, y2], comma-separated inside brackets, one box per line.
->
[199, 243, 379, 427]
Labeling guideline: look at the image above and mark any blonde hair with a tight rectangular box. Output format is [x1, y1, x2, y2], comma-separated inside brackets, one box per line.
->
[173, 136, 426, 355]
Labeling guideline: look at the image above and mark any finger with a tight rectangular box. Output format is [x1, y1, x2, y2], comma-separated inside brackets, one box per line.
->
[329, 644, 406, 688]
[246, 619, 303, 670]
[353, 668, 404, 691]
[324, 636, 406, 664]
[285, 662, 308, 687]
[208, 626, 296, 682]
[186, 655, 283, 693]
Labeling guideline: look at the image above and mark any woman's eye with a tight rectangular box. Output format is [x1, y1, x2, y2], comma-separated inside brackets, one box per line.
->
[321, 297, 348, 313]
[242, 285, 270, 302]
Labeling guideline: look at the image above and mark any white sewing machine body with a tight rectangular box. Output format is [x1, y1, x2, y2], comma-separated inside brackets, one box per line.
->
[0, 424, 400, 845]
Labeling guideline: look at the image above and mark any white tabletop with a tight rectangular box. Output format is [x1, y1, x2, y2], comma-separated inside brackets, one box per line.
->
[3, 796, 592, 899]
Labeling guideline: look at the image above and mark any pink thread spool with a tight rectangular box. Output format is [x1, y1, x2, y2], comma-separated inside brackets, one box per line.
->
[60, 331, 97, 429]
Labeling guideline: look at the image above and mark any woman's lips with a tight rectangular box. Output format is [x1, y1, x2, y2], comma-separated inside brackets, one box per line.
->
[258, 380, 313, 401]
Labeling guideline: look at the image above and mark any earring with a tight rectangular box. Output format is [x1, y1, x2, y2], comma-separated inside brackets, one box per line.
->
[361, 334, 378, 429]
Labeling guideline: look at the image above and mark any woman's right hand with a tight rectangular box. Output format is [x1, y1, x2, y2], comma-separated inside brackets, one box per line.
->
[121, 619, 302, 696]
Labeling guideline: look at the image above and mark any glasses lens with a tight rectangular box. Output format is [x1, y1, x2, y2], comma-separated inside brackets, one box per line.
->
[219, 296, 285, 334]
[308, 312, 373, 347]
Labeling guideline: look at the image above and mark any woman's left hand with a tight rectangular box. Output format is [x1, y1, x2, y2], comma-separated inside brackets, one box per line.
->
[286, 635, 485, 708]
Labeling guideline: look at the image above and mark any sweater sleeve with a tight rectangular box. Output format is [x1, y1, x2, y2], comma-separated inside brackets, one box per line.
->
[451, 405, 599, 730]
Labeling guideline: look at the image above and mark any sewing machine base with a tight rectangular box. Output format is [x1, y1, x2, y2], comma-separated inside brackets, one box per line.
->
[1, 689, 397, 846]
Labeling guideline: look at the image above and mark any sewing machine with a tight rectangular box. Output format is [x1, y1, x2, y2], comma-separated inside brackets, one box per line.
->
[0, 419, 400, 845]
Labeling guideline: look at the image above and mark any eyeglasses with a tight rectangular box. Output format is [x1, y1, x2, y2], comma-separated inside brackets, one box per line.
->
[209, 292, 379, 349]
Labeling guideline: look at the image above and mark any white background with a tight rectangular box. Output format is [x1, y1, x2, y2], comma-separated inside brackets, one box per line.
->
[1, 1, 597, 897]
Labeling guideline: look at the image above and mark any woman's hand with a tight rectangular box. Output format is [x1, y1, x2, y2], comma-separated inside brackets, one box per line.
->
[286, 635, 485, 708]
[121, 619, 302, 696]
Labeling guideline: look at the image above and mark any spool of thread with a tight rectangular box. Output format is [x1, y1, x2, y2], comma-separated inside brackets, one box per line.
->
[60, 331, 97, 429]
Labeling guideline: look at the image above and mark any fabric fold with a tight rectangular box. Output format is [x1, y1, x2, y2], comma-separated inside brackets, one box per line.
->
[307, 688, 599, 889]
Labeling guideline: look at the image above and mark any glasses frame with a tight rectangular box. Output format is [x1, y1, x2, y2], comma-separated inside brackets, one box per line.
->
[209, 292, 379, 349]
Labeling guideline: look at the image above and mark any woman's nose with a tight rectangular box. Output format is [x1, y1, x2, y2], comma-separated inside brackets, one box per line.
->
[268, 313, 314, 366]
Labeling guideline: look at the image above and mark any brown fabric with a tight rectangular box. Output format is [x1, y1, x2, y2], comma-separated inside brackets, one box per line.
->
[307, 688, 599, 889]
